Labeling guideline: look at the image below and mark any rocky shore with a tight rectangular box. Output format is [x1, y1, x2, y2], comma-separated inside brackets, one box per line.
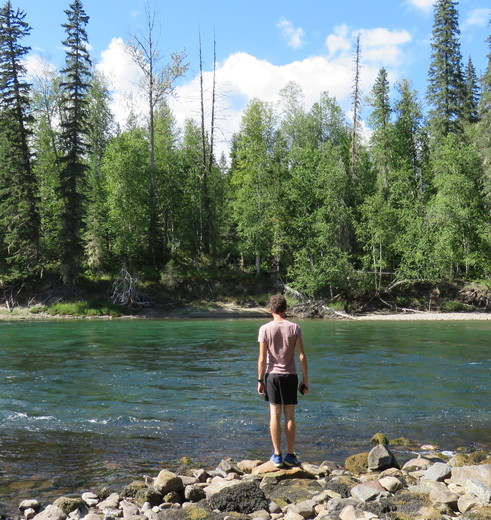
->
[6, 437, 491, 520]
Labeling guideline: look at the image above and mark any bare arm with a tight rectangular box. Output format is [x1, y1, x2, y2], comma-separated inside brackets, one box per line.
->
[257, 341, 267, 395]
[296, 336, 309, 393]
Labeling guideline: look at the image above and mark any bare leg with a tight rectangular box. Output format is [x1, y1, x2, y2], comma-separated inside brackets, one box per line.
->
[284, 404, 296, 454]
[269, 404, 282, 454]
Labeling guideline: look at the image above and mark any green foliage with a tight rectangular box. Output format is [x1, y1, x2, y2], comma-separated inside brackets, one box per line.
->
[46, 299, 124, 317]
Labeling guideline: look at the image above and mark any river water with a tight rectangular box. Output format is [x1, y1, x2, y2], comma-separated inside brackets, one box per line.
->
[0, 318, 490, 510]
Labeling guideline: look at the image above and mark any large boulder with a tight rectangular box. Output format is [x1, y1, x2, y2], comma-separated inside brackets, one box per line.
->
[263, 478, 323, 508]
[207, 480, 269, 514]
[451, 465, 491, 488]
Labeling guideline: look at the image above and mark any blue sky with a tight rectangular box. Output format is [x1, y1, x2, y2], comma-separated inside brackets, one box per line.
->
[19, 0, 491, 156]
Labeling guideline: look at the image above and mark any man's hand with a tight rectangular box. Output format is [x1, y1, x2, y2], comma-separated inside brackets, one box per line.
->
[299, 381, 309, 395]
[257, 380, 265, 396]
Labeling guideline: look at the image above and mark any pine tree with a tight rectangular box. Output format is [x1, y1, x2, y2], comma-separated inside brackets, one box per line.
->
[478, 31, 491, 210]
[58, 0, 92, 284]
[0, 1, 40, 276]
[427, 0, 465, 137]
[463, 56, 480, 124]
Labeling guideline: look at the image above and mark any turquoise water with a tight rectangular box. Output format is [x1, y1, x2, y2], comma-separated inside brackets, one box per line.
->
[0, 318, 490, 509]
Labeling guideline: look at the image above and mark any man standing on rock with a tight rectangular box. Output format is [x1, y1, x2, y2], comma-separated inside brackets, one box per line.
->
[257, 294, 309, 468]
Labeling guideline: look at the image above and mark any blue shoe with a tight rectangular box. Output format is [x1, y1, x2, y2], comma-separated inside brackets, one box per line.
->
[270, 453, 283, 468]
[284, 453, 301, 467]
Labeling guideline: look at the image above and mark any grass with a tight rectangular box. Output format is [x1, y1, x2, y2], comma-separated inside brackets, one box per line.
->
[43, 300, 125, 317]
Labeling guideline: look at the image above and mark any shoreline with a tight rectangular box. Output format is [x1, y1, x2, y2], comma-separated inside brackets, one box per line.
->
[0, 303, 490, 321]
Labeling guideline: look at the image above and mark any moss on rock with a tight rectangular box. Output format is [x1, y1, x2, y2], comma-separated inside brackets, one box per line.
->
[345, 452, 369, 473]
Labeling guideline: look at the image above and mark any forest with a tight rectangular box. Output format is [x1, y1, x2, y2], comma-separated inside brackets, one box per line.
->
[0, 0, 490, 311]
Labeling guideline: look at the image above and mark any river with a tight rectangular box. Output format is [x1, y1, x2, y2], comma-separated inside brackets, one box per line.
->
[0, 318, 489, 510]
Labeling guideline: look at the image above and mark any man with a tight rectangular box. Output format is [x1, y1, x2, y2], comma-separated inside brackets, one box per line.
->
[257, 294, 309, 468]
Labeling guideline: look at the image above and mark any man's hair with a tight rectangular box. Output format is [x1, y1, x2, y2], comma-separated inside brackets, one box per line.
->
[269, 294, 287, 314]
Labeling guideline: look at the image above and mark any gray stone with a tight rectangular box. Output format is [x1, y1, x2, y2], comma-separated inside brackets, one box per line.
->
[423, 462, 452, 482]
[288, 499, 317, 519]
[325, 499, 358, 516]
[428, 487, 459, 508]
[350, 483, 384, 503]
[25, 509, 37, 520]
[451, 464, 491, 487]
[82, 494, 100, 507]
[33, 505, 67, 520]
[466, 478, 491, 503]
[402, 457, 432, 471]
[284, 512, 304, 520]
[458, 494, 481, 514]
[367, 444, 398, 471]
[52, 498, 85, 516]
[20, 501, 41, 513]
[121, 501, 139, 520]
[379, 476, 403, 493]
[97, 494, 121, 510]
[338, 506, 358, 520]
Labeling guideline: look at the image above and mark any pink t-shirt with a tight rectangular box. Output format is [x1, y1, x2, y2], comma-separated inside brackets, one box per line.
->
[258, 319, 302, 374]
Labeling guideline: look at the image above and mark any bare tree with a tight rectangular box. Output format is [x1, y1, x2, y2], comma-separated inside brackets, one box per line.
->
[126, 1, 188, 265]
[350, 34, 362, 178]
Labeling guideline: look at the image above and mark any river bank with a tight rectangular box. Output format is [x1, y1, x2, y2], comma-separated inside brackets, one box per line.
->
[3, 440, 491, 520]
[1, 302, 490, 320]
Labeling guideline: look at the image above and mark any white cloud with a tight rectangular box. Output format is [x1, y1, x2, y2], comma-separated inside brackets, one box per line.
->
[24, 54, 57, 79]
[96, 24, 411, 159]
[277, 18, 306, 50]
[463, 8, 490, 29]
[405, 0, 434, 13]
[96, 37, 145, 126]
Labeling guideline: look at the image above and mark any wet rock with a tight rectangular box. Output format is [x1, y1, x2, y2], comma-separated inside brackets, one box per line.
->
[207, 481, 268, 514]
[135, 488, 163, 508]
[264, 478, 323, 507]
[370, 433, 389, 445]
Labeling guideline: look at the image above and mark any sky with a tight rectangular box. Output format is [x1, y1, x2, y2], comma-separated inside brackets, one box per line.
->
[18, 0, 491, 158]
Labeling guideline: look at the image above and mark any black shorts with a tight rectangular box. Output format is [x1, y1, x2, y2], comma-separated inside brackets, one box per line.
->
[265, 373, 298, 405]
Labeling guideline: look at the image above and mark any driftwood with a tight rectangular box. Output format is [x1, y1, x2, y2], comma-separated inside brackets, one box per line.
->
[284, 285, 354, 320]
[111, 269, 149, 308]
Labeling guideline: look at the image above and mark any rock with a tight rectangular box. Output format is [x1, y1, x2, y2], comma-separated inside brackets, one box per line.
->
[82, 514, 102, 520]
[287, 499, 317, 519]
[135, 488, 164, 508]
[370, 433, 389, 445]
[184, 485, 206, 502]
[402, 457, 433, 471]
[338, 505, 358, 520]
[163, 492, 182, 504]
[284, 512, 304, 520]
[263, 478, 323, 507]
[33, 505, 67, 520]
[97, 493, 121, 510]
[428, 486, 459, 509]
[324, 476, 359, 499]
[367, 445, 399, 471]
[121, 501, 140, 520]
[344, 452, 368, 474]
[465, 479, 491, 503]
[350, 481, 388, 503]
[122, 481, 148, 498]
[204, 476, 242, 498]
[52, 498, 85, 516]
[81, 493, 99, 507]
[20, 501, 41, 513]
[237, 460, 262, 473]
[458, 494, 481, 513]
[192, 469, 210, 483]
[467, 451, 489, 465]
[422, 462, 452, 481]
[25, 508, 37, 520]
[325, 499, 358, 516]
[452, 465, 491, 488]
[154, 470, 184, 495]
[379, 476, 403, 493]
[207, 480, 268, 514]
[216, 458, 243, 476]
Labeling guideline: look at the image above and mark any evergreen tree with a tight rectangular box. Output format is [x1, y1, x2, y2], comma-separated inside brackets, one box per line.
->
[0, 1, 40, 276]
[58, 0, 92, 284]
[463, 56, 480, 124]
[427, 0, 465, 137]
[478, 31, 491, 210]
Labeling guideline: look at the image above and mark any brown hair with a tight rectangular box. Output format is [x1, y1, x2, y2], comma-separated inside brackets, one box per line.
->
[269, 294, 287, 314]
